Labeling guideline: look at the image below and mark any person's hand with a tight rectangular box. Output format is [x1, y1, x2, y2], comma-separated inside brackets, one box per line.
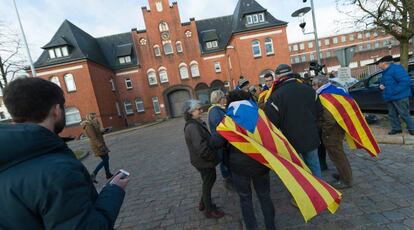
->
[110, 173, 129, 190]
[379, 84, 385, 90]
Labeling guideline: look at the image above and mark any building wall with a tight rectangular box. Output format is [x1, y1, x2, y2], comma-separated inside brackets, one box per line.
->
[0, 97, 11, 122]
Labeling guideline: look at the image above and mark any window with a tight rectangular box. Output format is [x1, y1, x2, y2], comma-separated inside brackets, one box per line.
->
[253, 14, 259, 24]
[55, 48, 62, 58]
[293, 44, 298, 51]
[299, 43, 305, 50]
[176, 41, 183, 53]
[366, 43, 372, 50]
[373, 32, 378, 37]
[61, 46, 69, 56]
[155, 0, 163, 12]
[163, 42, 173, 55]
[310, 53, 315, 61]
[289, 46, 292, 52]
[265, 38, 274, 55]
[152, 97, 161, 114]
[48, 49, 56, 59]
[246, 15, 253, 25]
[147, 69, 158, 85]
[135, 98, 145, 112]
[357, 33, 363, 39]
[290, 58, 295, 64]
[125, 78, 133, 89]
[115, 102, 121, 117]
[190, 61, 200, 77]
[374, 42, 380, 49]
[124, 100, 133, 115]
[308, 41, 314, 49]
[333, 37, 338, 44]
[119, 56, 131, 64]
[294, 56, 300, 63]
[365, 32, 371, 38]
[64, 74, 76, 92]
[252, 40, 261, 57]
[326, 51, 331, 58]
[324, 39, 330, 46]
[214, 62, 221, 73]
[50, 76, 60, 87]
[65, 107, 81, 125]
[318, 40, 322, 47]
[159, 22, 169, 32]
[110, 79, 115, 91]
[359, 44, 364, 51]
[0, 112, 5, 120]
[154, 45, 161, 57]
[206, 40, 218, 49]
[341, 36, 346, 42]
[349, 34, 355, 41]
[246, 13, 265, 25]
[301, 55, 306, 62]
[48, 46, 70, 59]
[159, 68, 168, 83]
[258, 13, 265, 22]
[179, 64, 189, 79]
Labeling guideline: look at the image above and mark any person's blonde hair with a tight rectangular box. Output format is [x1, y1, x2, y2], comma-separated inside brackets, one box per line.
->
[210, 90, 225, 104]
[85, 112, 97, 121]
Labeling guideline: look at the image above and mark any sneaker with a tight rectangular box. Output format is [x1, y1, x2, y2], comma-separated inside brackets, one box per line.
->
[331, 180, 351, 189]
[205, 210, 225, 219]
[90, 173, 98, 184]
[388, 130, 402, 135]
[198, 202, 205, 211]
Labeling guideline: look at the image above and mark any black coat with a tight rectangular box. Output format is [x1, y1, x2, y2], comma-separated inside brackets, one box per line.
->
[0, 124, 125, 230]
[264, 78, 323, 153]
[184, 119, 219, 169]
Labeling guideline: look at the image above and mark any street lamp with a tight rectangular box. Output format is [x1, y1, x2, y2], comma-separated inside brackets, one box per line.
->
[386, 40, 393, 55]
[291, 0, 321, 65]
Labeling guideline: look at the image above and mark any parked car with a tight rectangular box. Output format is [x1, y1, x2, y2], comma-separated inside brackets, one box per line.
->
[348, 60, 414, 113]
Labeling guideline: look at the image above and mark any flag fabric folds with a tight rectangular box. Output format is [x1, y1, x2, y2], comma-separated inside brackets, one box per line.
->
[318, 84, 381, 157]
[217, 100, 342, 222]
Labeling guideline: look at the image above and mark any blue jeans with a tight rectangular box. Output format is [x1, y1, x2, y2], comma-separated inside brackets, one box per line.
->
[387, 98, 414, 131]
[232, 173, 275, 230]
[300, 148, 322, 178]
[93, 155, 111, 177]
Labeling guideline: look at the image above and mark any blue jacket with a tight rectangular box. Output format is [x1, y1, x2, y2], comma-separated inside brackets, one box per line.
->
[207, 105, 226, 136]
[381, 63, 412, 102]
[0, 124, 125, 229]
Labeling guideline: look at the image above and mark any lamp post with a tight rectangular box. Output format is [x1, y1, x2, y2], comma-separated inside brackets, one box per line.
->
[291, 0, 321, 65]
[226, 45, 243, 88]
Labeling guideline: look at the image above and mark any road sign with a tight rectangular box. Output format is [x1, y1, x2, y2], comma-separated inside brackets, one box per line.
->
[335, 46, 356, 67]
[337, 67, 352, 81]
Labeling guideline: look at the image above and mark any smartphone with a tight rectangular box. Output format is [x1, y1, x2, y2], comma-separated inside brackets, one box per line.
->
[109, 169, 130, 185]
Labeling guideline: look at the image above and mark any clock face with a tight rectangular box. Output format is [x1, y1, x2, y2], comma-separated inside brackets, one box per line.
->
[161, 32, 170, 41]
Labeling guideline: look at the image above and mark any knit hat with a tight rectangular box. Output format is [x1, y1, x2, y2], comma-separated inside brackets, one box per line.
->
[275, 64, 293, 77]
[182, 99, 202, 114]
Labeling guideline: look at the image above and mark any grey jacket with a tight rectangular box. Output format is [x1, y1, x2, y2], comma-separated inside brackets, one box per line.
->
[184, 119, 219, 169]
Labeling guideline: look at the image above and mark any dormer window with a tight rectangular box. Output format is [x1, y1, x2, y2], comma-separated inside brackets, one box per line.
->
[48, 46, 69, 59]
[246, 12, 265, 26]
[119, 56, 131, 64]
[206, 41, 218, 49]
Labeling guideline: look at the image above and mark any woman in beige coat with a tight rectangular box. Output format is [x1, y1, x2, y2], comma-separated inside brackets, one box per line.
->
[81, 113, 113, 183]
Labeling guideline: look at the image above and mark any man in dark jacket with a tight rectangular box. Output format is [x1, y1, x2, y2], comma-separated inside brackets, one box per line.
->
[0, 78, 128, 229]
[265, 64, 323, 178]
[377, 55, 414, 135]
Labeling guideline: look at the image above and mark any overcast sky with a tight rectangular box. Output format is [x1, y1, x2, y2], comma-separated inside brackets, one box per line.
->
[0, 0, 355, 60]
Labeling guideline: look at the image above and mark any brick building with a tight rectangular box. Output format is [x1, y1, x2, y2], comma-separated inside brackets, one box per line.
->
[289, 30, 414, 78]
[33, 0, 290, 137]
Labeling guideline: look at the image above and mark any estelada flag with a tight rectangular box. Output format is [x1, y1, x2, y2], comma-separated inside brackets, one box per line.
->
[317, 84, 381, 157]
[217, 100, 342, 222]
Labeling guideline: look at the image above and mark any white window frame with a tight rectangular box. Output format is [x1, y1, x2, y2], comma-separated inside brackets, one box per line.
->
[147, 69, 158, 85]
[119, 56, 131, 64]
[310, 53, 315, 61]
[64, 74, 77, 92]
[324, 39, 330, 46]
[65, 107, 82, 126]
[55, 48, 62, 58]
[258, 13, 265, 22]
[48, 49, 56, 59]
[374, 42, 380, 49]
[115, 102, 121, 117]
[206, 40, 218, 49]
[110, 79, 116, 91]
[294, 56, 300, 63]
[135, 98, 145, 112]
[252, 14, 259, 24]
[155, 0, 163, 12]
[125, 78, 133, 89]
[299, 43, 305, 50]
[50, 76, 60, 87]
[265, 38, 274, 55]
[308, 41, 314, 49]
[293, 44, 298, 51]
[159, 67, 169, 83]
[152, 97, 161, 114]
[326, 51, 331, 58]
[159, 22, 169, 32]
[179, 63, 189, 79]
[341, 36, 346, 42]
[252, 40, 261, 57]
[176, 41, 183, 53]
[154, 45, 161, 57]
[365, 32, 371, 38]
[333, 37, 338, 44]
[246, 15, 253, 25]
[357, 33, 363, 39]
[301, 55, 306, 62]
[349, 34, 355, 41]
[190, 61, 200, 77]
[214, 62, 221, 73]
[61, 46, 69, 56]
[163, 42, 173, 55]
[124, 100, 134, 115]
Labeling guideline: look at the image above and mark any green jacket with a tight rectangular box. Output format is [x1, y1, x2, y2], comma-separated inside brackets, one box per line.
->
[0, 124, 125, 230]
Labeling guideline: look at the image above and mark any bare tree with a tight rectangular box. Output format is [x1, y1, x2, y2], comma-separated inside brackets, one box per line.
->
[0, 21, 27, 90]
[337, 0, 414, 69]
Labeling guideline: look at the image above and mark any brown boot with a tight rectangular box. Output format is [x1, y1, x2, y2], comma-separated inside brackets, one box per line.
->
[205, 210, 225, 219]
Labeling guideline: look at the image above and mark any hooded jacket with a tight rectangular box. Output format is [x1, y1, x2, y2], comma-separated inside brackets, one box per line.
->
[81, 119, 108, 157]
[0, 124, 125, 230]
[380, 63, 412, 102]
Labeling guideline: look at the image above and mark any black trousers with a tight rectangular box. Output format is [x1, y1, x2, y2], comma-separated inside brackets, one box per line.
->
[198, 168, 217, 211]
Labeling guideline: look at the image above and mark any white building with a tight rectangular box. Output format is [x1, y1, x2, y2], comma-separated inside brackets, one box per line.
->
[0, 95, 11, 122]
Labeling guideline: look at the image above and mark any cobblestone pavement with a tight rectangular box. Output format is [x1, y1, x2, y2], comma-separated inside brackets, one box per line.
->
[69, 117, 414, 230]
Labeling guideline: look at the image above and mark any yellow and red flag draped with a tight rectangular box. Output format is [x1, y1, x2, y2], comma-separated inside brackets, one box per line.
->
[319, 93, 380, 157]
[217, 104, 342, 222]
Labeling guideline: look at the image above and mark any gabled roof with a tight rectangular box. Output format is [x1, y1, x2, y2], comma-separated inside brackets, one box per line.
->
[34, 20, 138, 70]
[195, 0, 287, 54]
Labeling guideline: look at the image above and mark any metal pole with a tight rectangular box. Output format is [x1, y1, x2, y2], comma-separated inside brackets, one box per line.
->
[13, 0, 36, 77]
[310, 0, 321, 65]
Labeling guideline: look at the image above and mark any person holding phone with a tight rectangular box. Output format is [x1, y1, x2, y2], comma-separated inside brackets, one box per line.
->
[0, 78, 128, 229]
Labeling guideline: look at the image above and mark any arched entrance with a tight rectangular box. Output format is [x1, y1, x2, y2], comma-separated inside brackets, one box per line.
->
[195, 83, 210, 105]
[165, 87, 192, 117]
[210, 80, 225, 92]
[259, 69, 274, 85]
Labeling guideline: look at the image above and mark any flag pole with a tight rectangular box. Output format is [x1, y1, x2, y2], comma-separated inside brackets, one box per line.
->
[13, 0, 36, 77]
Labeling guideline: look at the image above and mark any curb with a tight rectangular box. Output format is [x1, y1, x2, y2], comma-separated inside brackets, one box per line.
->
[104, 119, 167, 137]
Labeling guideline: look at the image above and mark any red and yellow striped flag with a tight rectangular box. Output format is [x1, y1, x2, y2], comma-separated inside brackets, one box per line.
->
[320, 93, 380, 157]
[217, 107, 342, 222]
